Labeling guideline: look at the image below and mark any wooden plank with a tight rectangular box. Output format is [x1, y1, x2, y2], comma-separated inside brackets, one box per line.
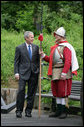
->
[36, 93, 53, 98]
[69, 95, 80, 101]
[36, 93, 80, 101]
[72, 80, 82, 84]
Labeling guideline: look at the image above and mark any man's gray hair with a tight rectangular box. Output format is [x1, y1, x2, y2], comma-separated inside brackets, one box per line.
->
[24, 31, 34, 39]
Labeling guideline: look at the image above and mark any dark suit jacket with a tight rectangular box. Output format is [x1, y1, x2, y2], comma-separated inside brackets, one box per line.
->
[14, 42, 40, 80]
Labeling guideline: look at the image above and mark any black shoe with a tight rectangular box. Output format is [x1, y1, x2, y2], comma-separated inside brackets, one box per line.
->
[59, 105, 67, 119]
[49, 112, 61, 117]
[59, 112, 67, 119]
[25, 112, 32, 117]
[16, 112, 22, 118]
[49, 104, 62, 118]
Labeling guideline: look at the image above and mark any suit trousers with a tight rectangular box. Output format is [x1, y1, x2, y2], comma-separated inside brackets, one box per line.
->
[16, 72, 38, 113]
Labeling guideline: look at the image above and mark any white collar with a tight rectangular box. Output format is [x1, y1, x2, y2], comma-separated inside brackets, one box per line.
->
[25, 42, 31, 47]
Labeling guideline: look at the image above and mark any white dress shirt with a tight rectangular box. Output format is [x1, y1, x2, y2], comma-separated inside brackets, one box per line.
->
[25, 42, 32, 54]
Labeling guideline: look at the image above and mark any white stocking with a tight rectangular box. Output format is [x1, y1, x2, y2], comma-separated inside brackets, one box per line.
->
[56, 97, 61, 104]
[56, 97, 66, 105]
[61, 98, 66, 105]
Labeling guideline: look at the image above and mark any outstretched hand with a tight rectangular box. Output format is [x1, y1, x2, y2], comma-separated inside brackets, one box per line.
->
[39, 50, 44, 55]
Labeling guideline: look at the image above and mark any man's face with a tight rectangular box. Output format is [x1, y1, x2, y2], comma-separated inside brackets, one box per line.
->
[54, 34, 61, 42]
[26, 33, 34, 44]
[54, 33, 62, 42]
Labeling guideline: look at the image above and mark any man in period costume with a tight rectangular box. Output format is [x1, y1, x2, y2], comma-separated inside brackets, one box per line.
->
[38, 27, 79, 119]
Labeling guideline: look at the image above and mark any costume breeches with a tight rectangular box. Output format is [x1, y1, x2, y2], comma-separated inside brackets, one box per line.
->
[51, 79, 72, 97]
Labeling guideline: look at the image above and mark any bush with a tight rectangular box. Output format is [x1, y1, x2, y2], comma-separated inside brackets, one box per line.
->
[15, 5, 34, 32]
[1, 13, 15, 30]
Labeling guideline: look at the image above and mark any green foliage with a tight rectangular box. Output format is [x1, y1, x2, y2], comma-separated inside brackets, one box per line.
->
[15, 5, 34, 32]
[1, 1, 83, 33]
[1, 13, 15, 30]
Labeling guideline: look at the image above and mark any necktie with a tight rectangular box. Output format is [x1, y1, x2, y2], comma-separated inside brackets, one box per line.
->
[28, 45, 32, 60]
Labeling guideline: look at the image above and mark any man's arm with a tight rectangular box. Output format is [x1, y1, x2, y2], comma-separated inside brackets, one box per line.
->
[61, 47, 71, 80]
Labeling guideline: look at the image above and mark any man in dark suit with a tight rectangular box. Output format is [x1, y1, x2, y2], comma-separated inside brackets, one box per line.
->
[14, 31, 40, 118]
